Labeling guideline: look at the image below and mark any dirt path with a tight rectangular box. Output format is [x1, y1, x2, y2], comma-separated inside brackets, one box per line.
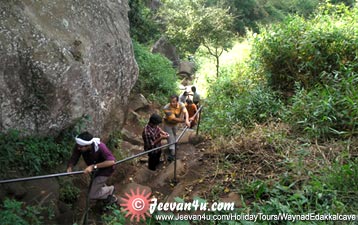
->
[113, 128, 205, 202]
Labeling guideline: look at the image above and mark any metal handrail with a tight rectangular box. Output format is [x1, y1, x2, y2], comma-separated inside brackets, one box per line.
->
[0, 105, 203, 185]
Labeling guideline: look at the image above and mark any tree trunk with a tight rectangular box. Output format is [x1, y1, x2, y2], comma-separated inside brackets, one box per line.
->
[216, 55, 220, 77]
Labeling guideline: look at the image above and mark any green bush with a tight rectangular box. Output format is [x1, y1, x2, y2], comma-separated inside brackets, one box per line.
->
[59, 181, 81, 204]
[101, 206, 129, 225]
[202, 69, 285, 137]
[252, 3, 358, 94]
[249, 3, 358, 139]
[0, 130, 72, 177]
[324, 158, 358, 208]
[287, 73, 358, 139]
[128, 0, 161, 44]
[238, 179, 345, 224]
[133, 41, 179, 105]
[0, 199, 44, 225]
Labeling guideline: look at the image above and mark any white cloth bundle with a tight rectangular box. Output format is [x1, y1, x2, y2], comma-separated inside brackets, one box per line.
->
[75, 137, 100, 152]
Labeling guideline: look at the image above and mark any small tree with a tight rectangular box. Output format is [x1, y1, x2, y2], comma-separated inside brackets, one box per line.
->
[160, 0, 236, 77]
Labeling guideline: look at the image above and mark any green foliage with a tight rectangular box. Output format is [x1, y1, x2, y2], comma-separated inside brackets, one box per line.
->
[160, 0, 236, 62]
[330, 0, 356, 7]
[287, 75, 358, 139]
[323, 158, 358, 209]
[59, 180, 81, 204]
[133, 41, 179, 105]
[202, 68, 285, 137]
[252, 3, 358, 93]
[128, 0, 161, 44]
[0, 130, 72, 177]
[0, 199, 44, 225]
[208, 0, 322, 36]
[101, 206, 127, 225]
[238, 178, 345, 224]
[263, 0, 320, 19]
[106, 130, 124, 160]
[215, 0, 270, 35]
[247, 3, 358, 139]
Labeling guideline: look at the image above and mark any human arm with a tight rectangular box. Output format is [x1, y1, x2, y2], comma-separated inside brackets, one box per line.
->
[66, 146, 81, 173]
[189, 105, 198, 121]
[183, 108, 191, 127]
[159, 128, 169, 136]
[84, 143, 115, 175]
[84, 160, 116, 174]
[143, 127, 169, 150]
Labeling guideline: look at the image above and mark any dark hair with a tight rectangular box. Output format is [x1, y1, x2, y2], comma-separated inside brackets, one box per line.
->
[170, 94, 179, 101]
[77, 131, 93, 141]
[191, 86, 196, 92]
[186, 99, 193, 104]
[149, 113, 162, 125]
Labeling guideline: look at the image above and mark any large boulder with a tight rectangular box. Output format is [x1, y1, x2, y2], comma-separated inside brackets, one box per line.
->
[178, 61, 195, 77]
[0, 0, 138, 137]
[151, 37, 180, 67]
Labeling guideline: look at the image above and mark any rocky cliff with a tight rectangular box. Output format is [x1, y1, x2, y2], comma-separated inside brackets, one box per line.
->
[0, 0, 138, 137]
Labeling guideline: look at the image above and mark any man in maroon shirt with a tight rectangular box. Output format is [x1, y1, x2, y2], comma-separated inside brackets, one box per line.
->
[67, 131, 117, 204]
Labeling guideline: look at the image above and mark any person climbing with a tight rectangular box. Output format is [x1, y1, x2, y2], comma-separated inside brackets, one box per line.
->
[163, 95, 191, 162]
[179, 91, 189, 104]
[191, 86, 201, 107]
[66, 131, 117, 205]
[185, 99, 198, 128]
[142, 113, 169, 171]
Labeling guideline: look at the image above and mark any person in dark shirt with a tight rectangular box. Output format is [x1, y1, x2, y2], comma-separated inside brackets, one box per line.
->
[142, 113, 169, 170]
[67, 131, 117, 204]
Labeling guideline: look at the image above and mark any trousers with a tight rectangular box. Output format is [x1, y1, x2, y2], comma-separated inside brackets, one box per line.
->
[89, 176, 114, 200]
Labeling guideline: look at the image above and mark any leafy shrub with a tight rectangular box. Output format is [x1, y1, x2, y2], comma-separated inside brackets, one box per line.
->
[0, 199, 44, 225]
[287, 73, 358, 139]
[249, 3, 358, 139]
[252, 3, 358, 94]
[323, 158, 358, 209]
[106, 130, 124, 161]
[128, 0, 161, 44]
[59, 181, 81, 204]
[0, 130, 72, 177]
[133, 41, 179, 105]
[239, 179, 344, 224]
[202, 70, 285, 137]
[101, 206, 127, 224]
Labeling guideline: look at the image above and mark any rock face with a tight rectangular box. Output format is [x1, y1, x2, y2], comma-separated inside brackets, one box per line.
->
[0, 0, 138, 137]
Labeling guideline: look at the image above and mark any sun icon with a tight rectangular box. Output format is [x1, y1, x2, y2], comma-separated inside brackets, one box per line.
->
[121, 187, 152, 222]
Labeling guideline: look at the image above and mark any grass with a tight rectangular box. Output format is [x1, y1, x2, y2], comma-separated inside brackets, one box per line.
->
[176, 123, 358, 224]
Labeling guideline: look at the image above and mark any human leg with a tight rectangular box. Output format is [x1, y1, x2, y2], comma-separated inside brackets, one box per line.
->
[148, 152, 156, 170]
[89, 176, 114, 200]
[163, 124, 176, 161]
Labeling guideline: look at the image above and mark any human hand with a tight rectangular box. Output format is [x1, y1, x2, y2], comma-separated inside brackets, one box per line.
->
[66, 167, 72, 173]
[185, 121, 191, 127]
[161, 132, 169, 139]
[84, 165, 94, 175]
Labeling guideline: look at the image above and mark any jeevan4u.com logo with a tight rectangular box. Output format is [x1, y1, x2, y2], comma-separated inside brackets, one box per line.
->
[120, 187, 235, 222]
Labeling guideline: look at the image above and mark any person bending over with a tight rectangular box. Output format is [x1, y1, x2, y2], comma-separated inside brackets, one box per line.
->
[67, 131, 117, 204]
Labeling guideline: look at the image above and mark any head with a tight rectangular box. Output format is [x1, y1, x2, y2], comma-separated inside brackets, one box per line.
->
[149, 113, 162, 127]
[183, 91, 189, 96]
[169, 95, 179, 108]
[186, 99, 193, 105]
[191, 86, 196, 92]
[76, 131, 93, 152]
